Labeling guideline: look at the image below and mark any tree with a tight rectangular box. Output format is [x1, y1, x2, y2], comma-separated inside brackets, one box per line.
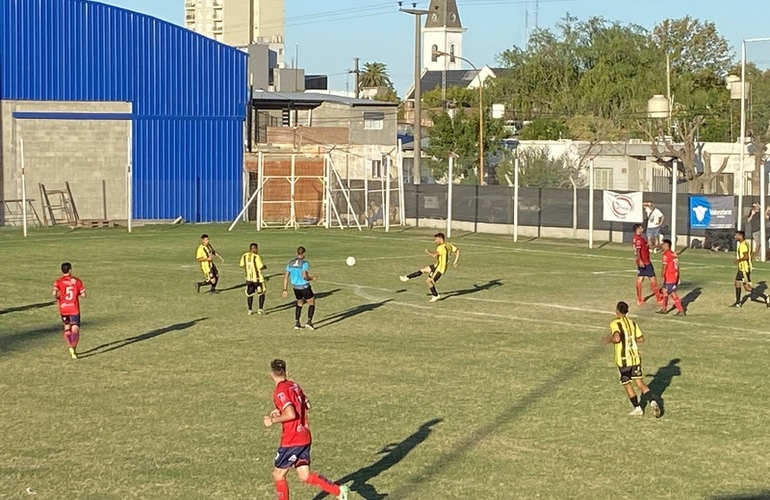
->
[426, 110, 507, 182]
[359, 62, 393, 90]
[652, 17, 732, 82]
[495, 146, 572, 187]
[518, 118, 568, 140]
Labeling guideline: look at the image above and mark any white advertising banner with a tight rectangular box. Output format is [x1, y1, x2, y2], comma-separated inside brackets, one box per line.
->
[603, 190, 644, 222]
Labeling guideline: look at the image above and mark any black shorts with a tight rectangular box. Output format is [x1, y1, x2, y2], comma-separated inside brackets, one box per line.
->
[428, 265, 443, 283]
[618, 365, 643, 384]
[736, 271, 751, 284]
[246, 281, 265, 296]
[637, 264, 655, 278]
[61, 314, 81, 327]
[293, 287, 314, 301]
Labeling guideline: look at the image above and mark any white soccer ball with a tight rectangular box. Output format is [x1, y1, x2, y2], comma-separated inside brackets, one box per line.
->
[346, 256, 356, 267]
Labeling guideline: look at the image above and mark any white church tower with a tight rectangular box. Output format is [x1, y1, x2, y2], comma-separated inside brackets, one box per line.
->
[423, 0, 466, 71]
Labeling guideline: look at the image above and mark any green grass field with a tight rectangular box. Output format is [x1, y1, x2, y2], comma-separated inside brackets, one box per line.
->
[2, 224, 770, 500]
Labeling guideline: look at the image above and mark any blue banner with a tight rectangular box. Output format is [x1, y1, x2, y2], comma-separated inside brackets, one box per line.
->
[690, 196, 734, 229]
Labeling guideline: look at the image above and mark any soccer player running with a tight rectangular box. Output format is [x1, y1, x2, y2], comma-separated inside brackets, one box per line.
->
[282, 246, 317, 330]
[400, 232, 459, 302]
[239, 242, 267, 315]
[195, 234, 224, 294]
[657, 239, 686, 316]
[604, 301, 662, 418]
[632, 224, 663, 306]
[264, 359, 350, 500]
[52, 262, 86, 359]
[732, 230, 770, 308]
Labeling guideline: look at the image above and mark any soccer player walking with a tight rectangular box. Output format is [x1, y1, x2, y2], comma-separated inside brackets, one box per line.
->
[263, 359, 350, 500]
[657, 239, 685, 316]
[604, 301, 661, 417]
[52, 263, 86, 359]
[282, 246, 317, 330]
[732, 230, 769, 308]
[239, 243, 267, 315]
[195, 234, 223, 294]
[400, 232, 459, 302]
[632, 224, 663, 306]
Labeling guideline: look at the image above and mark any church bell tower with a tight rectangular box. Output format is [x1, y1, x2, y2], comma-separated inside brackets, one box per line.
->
[423, 0, 466, 71]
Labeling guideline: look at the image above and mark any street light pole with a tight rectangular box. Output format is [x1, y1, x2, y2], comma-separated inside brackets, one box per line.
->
[400, 5, 429, 185]
[434, 50, 485, 185]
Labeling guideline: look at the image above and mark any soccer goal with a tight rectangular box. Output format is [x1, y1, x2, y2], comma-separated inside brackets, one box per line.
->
[229, 152, 368, 231]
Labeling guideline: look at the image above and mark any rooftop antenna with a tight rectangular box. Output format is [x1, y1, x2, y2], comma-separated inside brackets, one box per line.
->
[525, 0, 539, 45]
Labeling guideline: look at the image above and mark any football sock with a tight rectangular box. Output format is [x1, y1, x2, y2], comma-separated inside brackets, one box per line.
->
[735, 288, 742, 303]
[635, 282, 643, 302]
[629, 395, 639, 408]
[247, 296, 254, 310]
[259, 294, 266, 309]
[308, 305, 315, 322]
[661, 296, 668, 310]
[210, 280, 217, 292]
[305, 473, 341, 496]
[407, 271, 422, 279]
[64, 332, 79, 348]
[295, 305, 302, 322]
[651, 283, 662, 301]
[672, 295, 684, 312]
[275, 478, 290, 499]
[429, 286, 438, 297]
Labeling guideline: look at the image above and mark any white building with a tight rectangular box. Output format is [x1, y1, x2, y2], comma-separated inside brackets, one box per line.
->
[423, 0, 466, 71]
[184, 0, 284, 49]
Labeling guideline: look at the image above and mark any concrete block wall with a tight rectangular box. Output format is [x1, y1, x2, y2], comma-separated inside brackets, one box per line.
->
[1, 100, 131, 224]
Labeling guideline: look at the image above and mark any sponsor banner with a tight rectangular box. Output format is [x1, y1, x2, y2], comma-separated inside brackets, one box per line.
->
[689, 196, 734, 229]
[602, 190, 643, 222]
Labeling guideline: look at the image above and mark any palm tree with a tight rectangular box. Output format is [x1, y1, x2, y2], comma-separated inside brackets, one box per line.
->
[359, 62, 393, 90]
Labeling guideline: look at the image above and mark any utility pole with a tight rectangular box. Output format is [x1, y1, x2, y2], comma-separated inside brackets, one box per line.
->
[350, 57, 360, 99]
[400, 3, 429, 185]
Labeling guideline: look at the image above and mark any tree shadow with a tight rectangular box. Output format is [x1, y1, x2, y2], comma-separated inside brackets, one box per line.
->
[681, 287, 702, 310]
[711, 492, 770, 500]
[445, 280, 503, 298]
[312, 419, 443, 500]
[266, 289, 342, 313]
[316, 300, 393, 329]
[0, 324, 69, 357]
[641, 358, 682, 416]
[79, 318, 207, 357]
[0, 301, 56, 315]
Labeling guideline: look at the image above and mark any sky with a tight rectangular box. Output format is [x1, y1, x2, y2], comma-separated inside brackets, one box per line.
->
[103, 0, 770, 94]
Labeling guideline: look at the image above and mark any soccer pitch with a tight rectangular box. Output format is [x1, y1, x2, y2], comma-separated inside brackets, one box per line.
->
[2, 224, 769, 500]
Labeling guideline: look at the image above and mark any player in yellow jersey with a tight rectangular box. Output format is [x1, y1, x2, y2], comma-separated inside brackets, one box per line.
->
[239, 242, 268, 315]
[732, 230, 769, 308]
[603, 301, 661, 418]
[195, 234, 224, 294]
[400, 232, 460, 302]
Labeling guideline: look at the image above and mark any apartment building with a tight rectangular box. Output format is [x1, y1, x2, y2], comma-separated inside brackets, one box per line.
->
[184, 0, 284, 48]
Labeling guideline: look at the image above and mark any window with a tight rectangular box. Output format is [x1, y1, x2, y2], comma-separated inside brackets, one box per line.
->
[431, 44, 438, 62]
[371, 160, 383, 178]
[363, 111, 385, 131]
[593, 168, 614, 190]
[450, 44, 456, 63]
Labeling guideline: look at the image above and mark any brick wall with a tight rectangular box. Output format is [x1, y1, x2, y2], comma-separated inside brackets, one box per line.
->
[266, 126, 348, 147]
[1, 100, 131, 224]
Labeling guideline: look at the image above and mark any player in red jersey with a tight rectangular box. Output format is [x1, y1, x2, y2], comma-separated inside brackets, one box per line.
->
[263, 359, 349, 500]
[52, 262, 86, 359]
[632, 224, 663, 306]
[657, 239, 685, 316]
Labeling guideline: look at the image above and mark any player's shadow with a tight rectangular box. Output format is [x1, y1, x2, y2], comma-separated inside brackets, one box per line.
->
[710, 491, 770, 500]
[311, 418, 443, 500]
[641, 358, 681, 416]
[744, 281, 769, 304]
[219, 283, 246, 292]
[316, 300, 393, 329]
[680, 287, 702, 310]
[79, 318, 207, 357]
[445, 279, 503, 298]
[0, 300, 56, 315]
[266, 289, 342, 313]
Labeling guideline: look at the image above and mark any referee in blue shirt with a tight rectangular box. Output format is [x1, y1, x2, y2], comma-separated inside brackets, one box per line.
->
[282, 246, 317, 330]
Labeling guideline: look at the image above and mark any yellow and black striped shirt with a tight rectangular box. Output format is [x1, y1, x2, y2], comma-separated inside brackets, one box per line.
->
[239, 252, 264, 282]
[610, 317, 643, 367]
[737, 240, 752, 274]
[435, 242, 458, 274]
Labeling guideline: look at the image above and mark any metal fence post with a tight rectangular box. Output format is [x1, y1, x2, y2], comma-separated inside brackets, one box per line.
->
[588, 159, 594, 249]
[671, 159, 678, 249]
[513, 157, 519, 242]
[447, 155, 454, 238]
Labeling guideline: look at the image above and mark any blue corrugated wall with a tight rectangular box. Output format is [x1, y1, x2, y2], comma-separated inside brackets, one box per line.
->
[0, 0, 247, 221]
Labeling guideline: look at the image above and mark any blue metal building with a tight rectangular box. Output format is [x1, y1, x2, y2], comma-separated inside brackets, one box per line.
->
[0, 0, 247, 222]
